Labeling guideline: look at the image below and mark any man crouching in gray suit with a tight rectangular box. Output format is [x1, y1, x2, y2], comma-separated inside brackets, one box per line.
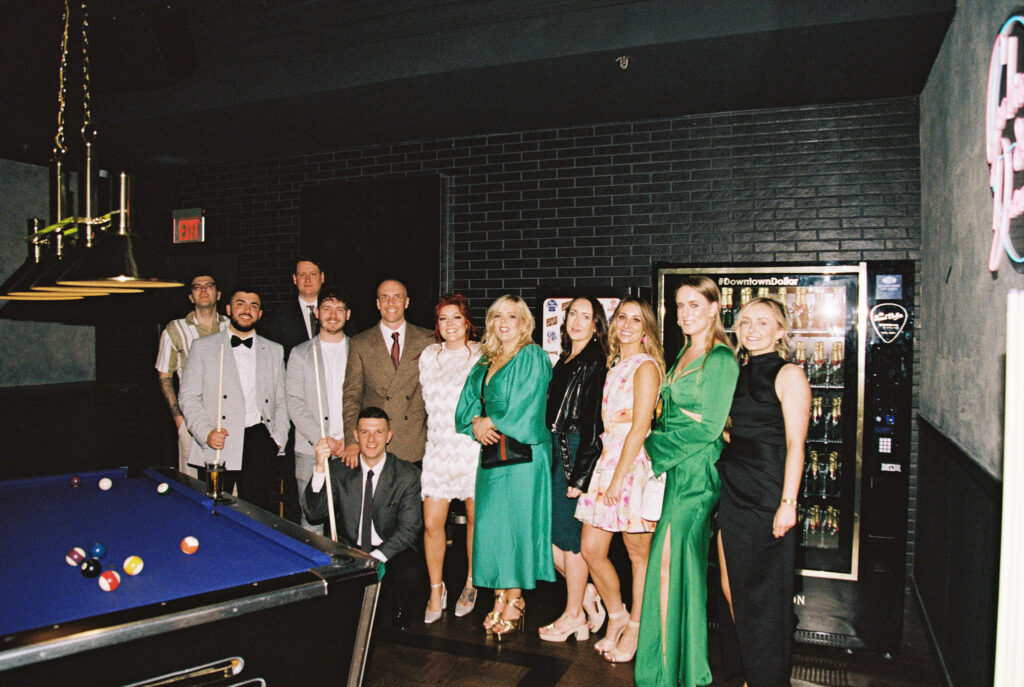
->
[304, 406, 424, 629]
[180, 287, 289, 514]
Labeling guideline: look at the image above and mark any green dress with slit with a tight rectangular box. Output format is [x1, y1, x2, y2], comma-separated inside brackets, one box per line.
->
[635, 343, 739, 687]
[455, 344, 556, 590]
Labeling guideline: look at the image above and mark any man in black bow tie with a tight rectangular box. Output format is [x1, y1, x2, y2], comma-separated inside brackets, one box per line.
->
[180, 287, 289, 513]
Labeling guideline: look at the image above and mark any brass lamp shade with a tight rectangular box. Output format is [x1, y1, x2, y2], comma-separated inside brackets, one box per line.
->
[56, 231, 182, 289]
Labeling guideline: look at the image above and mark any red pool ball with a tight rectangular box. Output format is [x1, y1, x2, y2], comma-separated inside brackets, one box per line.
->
[69, 475, 82, 487]
[98, 570, 120, 592]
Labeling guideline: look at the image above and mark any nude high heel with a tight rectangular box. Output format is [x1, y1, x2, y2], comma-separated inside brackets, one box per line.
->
[594, 608, 629, 653]
[602, 620, 640, 663]
[424, 582, 447, 624]
[583, 582, 606, 633]
[538, 613, 589, 642]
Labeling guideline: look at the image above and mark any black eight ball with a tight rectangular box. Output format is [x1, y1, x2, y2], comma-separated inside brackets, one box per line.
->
[80, 558, 102, 578]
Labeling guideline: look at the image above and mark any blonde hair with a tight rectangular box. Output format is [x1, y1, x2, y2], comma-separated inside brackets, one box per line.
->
[672, 276, 735, 377]
[735, 296, 791, 357]
[606, 297, 666, 377]
[479, 294, 535, 363]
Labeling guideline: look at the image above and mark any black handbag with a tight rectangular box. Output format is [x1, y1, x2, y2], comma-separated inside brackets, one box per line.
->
[479, 373, 532, 469]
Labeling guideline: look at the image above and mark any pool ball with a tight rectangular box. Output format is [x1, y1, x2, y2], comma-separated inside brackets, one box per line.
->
[156, 482, 170, 494]
[69, 475, 82, 487]
[98, 477, 113, 491]
[80, 558, 102, 578]
[180, 536, 199, 554]
[65, 547, 86, 567]
[123, 555, 144, 576]
[89, 542, 107, 559]
[98, 570, 120, 592]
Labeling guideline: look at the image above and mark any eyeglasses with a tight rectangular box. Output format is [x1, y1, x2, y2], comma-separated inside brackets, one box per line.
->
[191, 283, 216, 291]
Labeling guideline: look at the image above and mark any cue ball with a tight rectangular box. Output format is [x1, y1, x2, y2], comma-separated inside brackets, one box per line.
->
[123, 555, 144, 575]
[98, 570, 120, 592]
[65, 547, 86, 566]
[156, 482, 170, 494]
[69, 475, 82, 487]
[80, 558, 102, 578]
[98, 477, 113, 491]
[89, 542, 107, 558]
[180, 536, 199, 554]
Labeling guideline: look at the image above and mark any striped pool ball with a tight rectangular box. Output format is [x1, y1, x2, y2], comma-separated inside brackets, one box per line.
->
[65, 547, 86, 566]
[180, 536, 199, 554]
[123, 555, 144, 576]
[98, 570, 120, 592]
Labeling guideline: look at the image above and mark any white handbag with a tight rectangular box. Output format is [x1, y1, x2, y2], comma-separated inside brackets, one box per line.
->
[641, 473, 666, 521]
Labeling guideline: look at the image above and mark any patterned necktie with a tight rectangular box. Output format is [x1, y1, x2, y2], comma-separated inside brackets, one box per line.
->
[390, 332, 400, 369]
[361, 469, 374, 551]
[307, 304, 318, 338]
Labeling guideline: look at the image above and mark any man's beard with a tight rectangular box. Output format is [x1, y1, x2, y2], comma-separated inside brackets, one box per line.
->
[231, 318, 256, 332]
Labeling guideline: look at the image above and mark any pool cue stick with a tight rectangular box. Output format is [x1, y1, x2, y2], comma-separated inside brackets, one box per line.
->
[215, 343, 224, 463]
[312, 343, 339, 542]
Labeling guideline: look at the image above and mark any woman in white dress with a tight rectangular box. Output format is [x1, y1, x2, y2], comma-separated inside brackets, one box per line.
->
[420, 293, 483, 623]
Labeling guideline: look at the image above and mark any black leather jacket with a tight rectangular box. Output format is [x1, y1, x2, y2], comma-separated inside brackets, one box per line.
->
[546, 339, 606, 491]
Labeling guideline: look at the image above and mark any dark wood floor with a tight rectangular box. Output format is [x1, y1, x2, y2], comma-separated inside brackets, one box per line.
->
[363, 521, 944, 687]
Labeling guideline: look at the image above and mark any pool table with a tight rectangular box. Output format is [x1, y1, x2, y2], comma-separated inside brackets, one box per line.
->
[0, 467, 380, 686]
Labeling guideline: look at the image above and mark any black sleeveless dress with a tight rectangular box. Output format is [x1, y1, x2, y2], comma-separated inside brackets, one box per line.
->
[716, 352, 795, 687]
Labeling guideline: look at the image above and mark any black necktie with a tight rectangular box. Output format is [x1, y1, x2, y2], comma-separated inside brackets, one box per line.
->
[360, 469, 374, 551]
[307, 304, 318, 338]
[231, 335, 252, 348]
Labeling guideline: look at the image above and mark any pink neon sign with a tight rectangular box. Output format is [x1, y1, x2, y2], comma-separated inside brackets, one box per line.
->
[987, 17, 1024, 271]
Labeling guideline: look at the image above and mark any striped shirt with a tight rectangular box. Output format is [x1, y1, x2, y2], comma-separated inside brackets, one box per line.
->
[155, 311, 229, 378]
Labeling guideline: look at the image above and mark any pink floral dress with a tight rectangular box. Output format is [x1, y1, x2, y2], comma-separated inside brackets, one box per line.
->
[575, 353, 658, 533]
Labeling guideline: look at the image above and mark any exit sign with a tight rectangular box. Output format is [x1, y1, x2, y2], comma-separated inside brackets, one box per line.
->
[172, 208, 205, 243]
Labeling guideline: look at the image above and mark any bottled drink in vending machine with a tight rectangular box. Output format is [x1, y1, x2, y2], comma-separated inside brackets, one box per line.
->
[777, 286, 788, 308]
[806, 288, 819, 330]
[803, 449, 820, 498]
[721, 287, 734, 328]
[825, 396, 842, 442]
[790, 288, 809, 330]
[793, 340, 808, 377]
[826, 451, 841, 497]
[740, 287, 753, 310]
[808, 341, 826, 384]
[757, 286, 770, 300]
[826, 340, 844, 386]
[809, 397, 825, 440]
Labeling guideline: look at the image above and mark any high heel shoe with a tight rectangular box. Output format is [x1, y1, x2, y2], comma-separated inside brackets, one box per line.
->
[454, 577, 477, 617]
[538, 613, 589, 642]
[424, 582, 447, 624]
[493, 596, 526, 642]
[603, 620, 640, 663]
[594, 609, 629, 653]
[483, 592, 506, 635]
[583, 583, 606, 633]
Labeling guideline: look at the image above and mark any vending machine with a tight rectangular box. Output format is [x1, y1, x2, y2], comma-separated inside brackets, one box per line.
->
[655, 261, 914, 653]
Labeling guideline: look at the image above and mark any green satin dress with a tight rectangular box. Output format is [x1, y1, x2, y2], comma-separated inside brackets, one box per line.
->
[635, 343, 739, 687]
[455, 344, 556, 589]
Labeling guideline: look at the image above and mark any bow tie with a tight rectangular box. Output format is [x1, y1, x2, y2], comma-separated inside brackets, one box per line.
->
[231, 335, 253, 348]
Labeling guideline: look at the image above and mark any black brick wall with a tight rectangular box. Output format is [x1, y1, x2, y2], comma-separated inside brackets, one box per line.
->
[106, 96, 922, 577]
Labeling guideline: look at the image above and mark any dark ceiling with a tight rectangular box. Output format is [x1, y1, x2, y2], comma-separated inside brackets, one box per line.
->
[0, 0, 955, 171]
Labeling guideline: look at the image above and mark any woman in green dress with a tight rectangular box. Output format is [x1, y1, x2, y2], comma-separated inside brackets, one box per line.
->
[635, 276, 739, 687]
[455, 294, 555, 641]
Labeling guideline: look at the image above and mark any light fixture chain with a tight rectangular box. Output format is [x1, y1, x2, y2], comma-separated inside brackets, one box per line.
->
[54, 0, 71, 159]
[80, 0, 91, 129]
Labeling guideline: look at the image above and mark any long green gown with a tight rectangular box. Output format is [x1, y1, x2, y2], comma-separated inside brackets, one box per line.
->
[635, 342, 739, 687]
[455, 344, 556, 589]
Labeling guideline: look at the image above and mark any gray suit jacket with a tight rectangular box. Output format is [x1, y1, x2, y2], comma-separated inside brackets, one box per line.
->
[286, 336, 348, 456]
[302, 452, 423, 560]
[342, 323, 434, 462]
[179, 330, 289, 470]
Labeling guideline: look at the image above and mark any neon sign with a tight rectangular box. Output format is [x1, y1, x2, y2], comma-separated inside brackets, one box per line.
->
[986, 15, 1024, 271]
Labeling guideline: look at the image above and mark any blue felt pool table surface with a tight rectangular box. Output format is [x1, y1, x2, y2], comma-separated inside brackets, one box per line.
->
[0, 468, 332, 637]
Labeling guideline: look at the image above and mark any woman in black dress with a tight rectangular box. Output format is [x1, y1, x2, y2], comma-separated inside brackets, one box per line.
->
[716, 296, 810, 687]
[539, 297, 609, 642]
